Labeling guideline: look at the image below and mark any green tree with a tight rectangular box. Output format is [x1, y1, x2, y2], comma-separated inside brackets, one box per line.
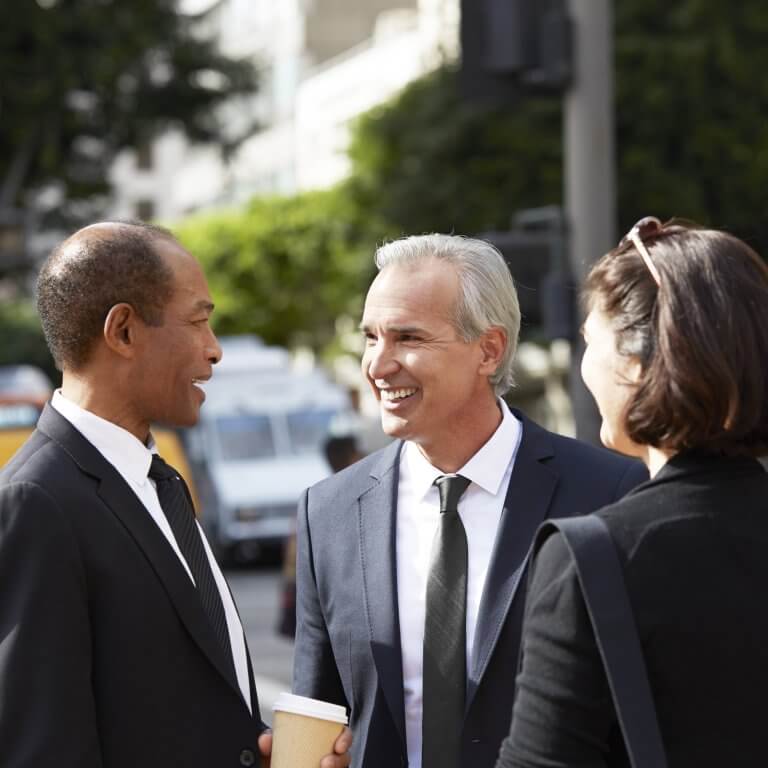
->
[614, 0, 768, 248]
[347, 0, 768, 253]
[175, 186, 371, 353]
[0, 0, 257, 225]
[347, 64, 562, 238]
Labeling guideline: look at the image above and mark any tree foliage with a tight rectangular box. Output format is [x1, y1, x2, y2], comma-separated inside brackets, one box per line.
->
[347, 0, 768, 253]
[0, 0, 257, 220]
[175, 186, 372, 352]
[614, 0, 768, 249]
[347, 64, 562, 238]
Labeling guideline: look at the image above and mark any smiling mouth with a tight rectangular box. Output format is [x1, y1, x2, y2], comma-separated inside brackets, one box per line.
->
[380, 387, 417, 402]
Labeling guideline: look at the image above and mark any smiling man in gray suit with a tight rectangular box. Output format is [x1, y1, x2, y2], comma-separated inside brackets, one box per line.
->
[293, 234, 647, 768]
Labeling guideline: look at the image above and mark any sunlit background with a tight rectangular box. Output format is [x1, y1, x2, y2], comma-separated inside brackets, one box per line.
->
[3, 0, 768, 716]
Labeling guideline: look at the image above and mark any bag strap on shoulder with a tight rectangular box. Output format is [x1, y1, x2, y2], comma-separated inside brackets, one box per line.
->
[533, 516, 668, 768]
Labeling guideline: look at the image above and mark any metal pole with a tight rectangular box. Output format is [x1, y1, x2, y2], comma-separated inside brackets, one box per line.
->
[564, 0, 615, 444]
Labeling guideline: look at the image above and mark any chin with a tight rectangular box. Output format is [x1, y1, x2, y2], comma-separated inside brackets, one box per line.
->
[598, 423, 618, 452]
[170, 407, 201, 429]
[379, 413, 409, 440]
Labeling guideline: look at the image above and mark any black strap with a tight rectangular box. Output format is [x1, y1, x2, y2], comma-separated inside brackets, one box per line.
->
[533, 516, 668, 768]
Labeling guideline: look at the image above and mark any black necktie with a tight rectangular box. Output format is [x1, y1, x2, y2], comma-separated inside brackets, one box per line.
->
[149, 454, 235, 676]
[422, 473, 472, 768]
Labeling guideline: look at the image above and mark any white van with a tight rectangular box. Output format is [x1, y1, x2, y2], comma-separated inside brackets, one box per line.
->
[183, 336, 353, 562]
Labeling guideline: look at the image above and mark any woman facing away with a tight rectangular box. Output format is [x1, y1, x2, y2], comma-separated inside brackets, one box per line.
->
[496, 219, 768, 767]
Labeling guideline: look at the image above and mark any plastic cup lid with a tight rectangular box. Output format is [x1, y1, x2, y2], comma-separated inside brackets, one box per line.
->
[272, 692, 348, 724]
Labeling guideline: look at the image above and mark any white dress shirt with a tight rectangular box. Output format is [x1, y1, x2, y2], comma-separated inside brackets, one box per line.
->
[396, 399, 522, 768]
[51, 390, 252, 712]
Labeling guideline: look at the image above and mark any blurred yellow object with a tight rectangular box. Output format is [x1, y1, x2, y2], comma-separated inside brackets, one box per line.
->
[0, 426, 38, 467]
[152, 428, 201, 517]
[0, 407, 200, 520]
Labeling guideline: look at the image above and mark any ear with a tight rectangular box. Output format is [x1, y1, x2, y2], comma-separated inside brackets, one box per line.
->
[103, 303, 141, 360]
[477, 326, 507, 377]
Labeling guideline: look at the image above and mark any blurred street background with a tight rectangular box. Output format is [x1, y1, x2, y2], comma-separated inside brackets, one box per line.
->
[2, 0, 768, 715]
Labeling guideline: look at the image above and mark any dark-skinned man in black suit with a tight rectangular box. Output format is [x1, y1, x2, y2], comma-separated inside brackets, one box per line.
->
[0, 221, 351, 768]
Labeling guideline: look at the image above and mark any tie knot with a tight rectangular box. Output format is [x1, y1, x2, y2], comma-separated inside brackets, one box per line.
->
[149, 454, 179, 483]
[434, 474, 471, 514]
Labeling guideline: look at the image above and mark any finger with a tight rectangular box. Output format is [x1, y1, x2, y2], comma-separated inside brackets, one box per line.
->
[257, 729, 273, 767]
[334, 726, 353, 754]
[319, 752, 351, 768]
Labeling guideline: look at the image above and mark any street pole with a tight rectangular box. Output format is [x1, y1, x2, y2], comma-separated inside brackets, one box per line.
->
[564, 0, 615, 444]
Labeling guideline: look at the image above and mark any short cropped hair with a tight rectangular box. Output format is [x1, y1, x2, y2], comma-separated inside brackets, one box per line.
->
[37, 221, 177, 371]
[584, 222, 768, 456]
[374, 234, 521, 395]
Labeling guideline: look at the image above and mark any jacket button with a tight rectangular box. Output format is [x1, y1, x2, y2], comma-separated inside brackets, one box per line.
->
[239, 748, 256, 766]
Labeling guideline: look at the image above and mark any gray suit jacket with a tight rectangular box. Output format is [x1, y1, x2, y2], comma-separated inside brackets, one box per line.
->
[293, 411, 647, 768]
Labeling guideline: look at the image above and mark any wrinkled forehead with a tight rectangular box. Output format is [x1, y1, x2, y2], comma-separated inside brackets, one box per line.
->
[365, 261, 460, 315]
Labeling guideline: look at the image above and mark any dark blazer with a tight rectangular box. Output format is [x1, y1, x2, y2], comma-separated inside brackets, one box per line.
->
[293, 410, 646, 768]
[0, 404, 264, 768]
[497, 452, 768, 768]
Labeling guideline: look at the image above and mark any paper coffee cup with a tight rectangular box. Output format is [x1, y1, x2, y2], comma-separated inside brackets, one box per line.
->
[271, 692, 348, 768]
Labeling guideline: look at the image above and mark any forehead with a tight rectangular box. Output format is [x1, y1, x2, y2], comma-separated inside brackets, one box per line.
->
[362, 260, 459, 327]
[159, 239, 212, 307]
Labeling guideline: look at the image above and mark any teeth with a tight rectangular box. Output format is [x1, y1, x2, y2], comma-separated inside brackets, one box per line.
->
[381, 388, 417, 401]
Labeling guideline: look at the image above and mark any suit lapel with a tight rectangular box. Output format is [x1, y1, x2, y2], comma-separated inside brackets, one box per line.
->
[358, 440, 407, 746]
[466, 413, 558, 710]
[37, 405, 245, 704]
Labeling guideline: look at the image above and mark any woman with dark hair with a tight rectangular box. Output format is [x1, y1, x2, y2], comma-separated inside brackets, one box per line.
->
[496, 219, 768, 767]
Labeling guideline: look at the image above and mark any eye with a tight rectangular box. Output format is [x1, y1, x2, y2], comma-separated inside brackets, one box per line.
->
[363, 331, 377, 345]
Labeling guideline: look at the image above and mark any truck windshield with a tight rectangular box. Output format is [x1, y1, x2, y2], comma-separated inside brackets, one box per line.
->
[286, 408, 336, 455]
[214, 413, 275, 461]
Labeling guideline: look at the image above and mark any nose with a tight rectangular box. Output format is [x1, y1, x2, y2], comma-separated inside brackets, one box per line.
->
[364, 338, 399, 380]
[206, 326, 223, 366]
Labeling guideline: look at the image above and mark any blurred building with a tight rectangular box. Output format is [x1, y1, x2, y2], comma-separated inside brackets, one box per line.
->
[108, 0, 459, 221]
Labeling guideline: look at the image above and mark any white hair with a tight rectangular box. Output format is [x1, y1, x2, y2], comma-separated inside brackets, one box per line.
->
[374, 233, 521, 394]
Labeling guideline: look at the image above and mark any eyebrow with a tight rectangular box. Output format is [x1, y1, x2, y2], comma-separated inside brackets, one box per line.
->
[358, 323, 426, 335]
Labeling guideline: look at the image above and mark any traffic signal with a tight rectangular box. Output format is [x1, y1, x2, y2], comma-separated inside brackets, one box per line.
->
[479, 227, 575, 340]
[460, 0, 571, 104]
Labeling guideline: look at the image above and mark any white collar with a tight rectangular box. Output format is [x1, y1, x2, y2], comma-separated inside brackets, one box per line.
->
[52, 390, 157, 488]
[403, 398, 522, 501]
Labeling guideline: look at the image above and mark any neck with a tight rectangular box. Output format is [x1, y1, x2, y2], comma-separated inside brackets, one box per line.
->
[642, 445, 674, 478]
[61, 370, 150, 443]
[416, 399, 503, 473]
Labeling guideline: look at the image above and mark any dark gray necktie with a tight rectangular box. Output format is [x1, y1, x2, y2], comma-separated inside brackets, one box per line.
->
[422, 473, 472, 768]
[149, 455, 235, 677]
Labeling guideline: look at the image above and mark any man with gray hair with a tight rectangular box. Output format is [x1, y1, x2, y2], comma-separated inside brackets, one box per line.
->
[293, 234, 647, 768]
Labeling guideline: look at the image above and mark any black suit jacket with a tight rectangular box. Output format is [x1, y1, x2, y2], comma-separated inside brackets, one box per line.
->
[0, 405, 264, 768]
[293, 410, 647, 768]
[498, 451, 768, 768]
